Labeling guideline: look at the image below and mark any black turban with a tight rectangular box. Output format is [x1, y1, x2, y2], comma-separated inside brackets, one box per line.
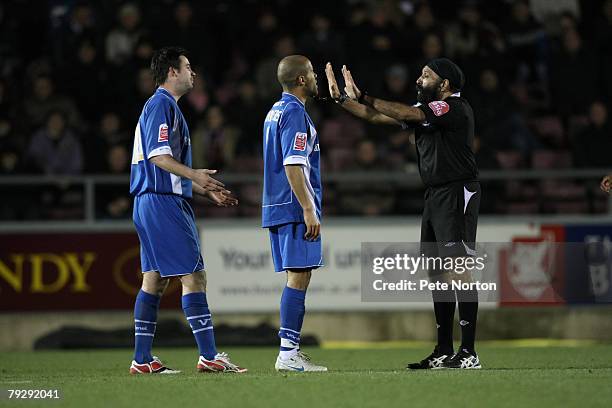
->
[426, 58, 465, 92]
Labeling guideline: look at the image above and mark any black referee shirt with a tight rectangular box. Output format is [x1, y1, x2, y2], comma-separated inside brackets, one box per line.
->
[405, 94, 478, 187]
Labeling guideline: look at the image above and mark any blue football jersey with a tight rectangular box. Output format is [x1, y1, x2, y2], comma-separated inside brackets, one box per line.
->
[262, 92, 322, 228]
[130, 87, 193, 198]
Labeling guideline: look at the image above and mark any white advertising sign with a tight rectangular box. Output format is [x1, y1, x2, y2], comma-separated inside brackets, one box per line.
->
[201, 220, 538, 312]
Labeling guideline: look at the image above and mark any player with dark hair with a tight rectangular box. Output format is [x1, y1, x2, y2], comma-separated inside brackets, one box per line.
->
[326, 58, 482, 369]
[129, 46, 246, 374]
[262, 55, 327, 372]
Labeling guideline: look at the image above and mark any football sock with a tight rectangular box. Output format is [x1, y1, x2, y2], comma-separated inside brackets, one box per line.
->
[279, 286, 306, 360]
[432, 288, 456, 354]
[182, 292, 217, 360]
[133, 289, 161, 364]
[457, 289, 479, 353]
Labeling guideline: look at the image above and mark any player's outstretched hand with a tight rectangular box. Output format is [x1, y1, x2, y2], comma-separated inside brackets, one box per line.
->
[601, 174, 612, 193]
[342, 65, 361, 100]
[325, 62, 341, 100]
[303, 209, 320, 241]
[208, 190, 238, 207]
[193, 169, 227, 193]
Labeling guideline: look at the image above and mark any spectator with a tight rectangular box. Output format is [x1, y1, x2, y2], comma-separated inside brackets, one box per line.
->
[96, 144, 132, 219]
[85, 112, 129, 173]
[105, 3, 145, 66]
[255, 35, 296, 102]
[25, 110, 83, 175]
[22, 75, 82, 131]
[230, 80, 267, 157]
[192, 106, 238, 170]
[63, 40, 107, 122]
[470, 68, 538, 153]
[503, 0, 547, 82]
[549, 29, 598, 117]
[573, 102, 612, 167]
[338, 140, 396, 216]
[378, 64, 413, 103]
[298, 14, 345, 70]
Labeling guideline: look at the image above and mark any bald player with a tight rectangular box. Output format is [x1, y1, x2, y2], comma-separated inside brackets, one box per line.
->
[262, 55, 327, 372]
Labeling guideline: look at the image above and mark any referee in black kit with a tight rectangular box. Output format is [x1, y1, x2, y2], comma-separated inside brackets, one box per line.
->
[326, 58, 481, 369]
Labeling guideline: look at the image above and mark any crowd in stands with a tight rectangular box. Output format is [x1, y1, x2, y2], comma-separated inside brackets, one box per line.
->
[0, 0, 611, 219]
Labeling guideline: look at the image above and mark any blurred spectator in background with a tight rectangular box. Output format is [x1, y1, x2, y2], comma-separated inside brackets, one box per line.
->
[25, 110, 83, 175]
[49, 2, 100, 67]
[22, 75, 82, 131]
[298, 14, 345, 71]
[121, 67, 156, 124]
[378, 64, 413, 103]
[573, 101, 612, 168]
[165, 2, 210, 68]
[230, 80, 266, 158]
[63, 40, 107, 122]
[403, 2, 443, 59]
[242, 9, 282, 66]
[105, 3, 145, 66]
[338, 139, 396, 216]
[503, 0, 546, 82]
[445, 2, 482, 62]
[549, 28, 598, 117]
[470, 68, 538, 154]
[192, 106, 238, 170]
[256, 35, 296, 102]
[96, 144, 132, 219]
[86, 112, 129, 173]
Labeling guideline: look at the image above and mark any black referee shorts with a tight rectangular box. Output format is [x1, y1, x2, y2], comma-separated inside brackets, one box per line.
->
[420, 180, 480, 258]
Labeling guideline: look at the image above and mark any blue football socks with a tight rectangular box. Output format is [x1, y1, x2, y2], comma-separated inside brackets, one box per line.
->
[182, 292, 217, 360]
[133, 289, 161, 364]
[278, 286, 306, 359]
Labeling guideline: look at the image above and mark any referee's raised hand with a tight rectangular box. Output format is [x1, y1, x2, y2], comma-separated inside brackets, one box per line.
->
[192, 169, 227, 193]
[325, 62, 341, 100]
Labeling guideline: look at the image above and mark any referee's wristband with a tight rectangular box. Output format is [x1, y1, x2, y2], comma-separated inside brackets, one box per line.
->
[336, 93, 349, 105]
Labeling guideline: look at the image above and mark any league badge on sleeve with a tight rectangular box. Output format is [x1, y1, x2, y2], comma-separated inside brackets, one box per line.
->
[428, 101, 450, 116]
[158, 123, 169, 142]
[293, 132, 307, 151]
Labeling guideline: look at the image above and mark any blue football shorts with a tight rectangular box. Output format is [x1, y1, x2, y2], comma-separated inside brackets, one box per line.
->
[268, 222, 323, 273]
[133, 193, 204, 277]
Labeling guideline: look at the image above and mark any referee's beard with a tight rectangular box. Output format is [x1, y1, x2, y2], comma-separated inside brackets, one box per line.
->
[416, 81, 442, 104]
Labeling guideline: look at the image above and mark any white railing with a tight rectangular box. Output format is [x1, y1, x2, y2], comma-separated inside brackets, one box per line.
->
[1, 168, 612, 224]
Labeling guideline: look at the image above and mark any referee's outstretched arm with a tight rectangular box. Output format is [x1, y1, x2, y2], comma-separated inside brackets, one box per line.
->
[325, 62, 424, 125]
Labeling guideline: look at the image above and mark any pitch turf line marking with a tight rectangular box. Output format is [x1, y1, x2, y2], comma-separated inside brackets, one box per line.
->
[321, 339, 604, 349]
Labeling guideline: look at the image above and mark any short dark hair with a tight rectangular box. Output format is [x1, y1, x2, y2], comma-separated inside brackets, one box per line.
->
[150, 46, 188, 87]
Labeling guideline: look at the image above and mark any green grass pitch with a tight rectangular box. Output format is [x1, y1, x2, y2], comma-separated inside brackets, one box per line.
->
[1, 344, 611, 408]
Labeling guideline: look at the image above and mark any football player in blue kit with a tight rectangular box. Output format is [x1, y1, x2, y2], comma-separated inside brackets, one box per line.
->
[262, 55, 327, 372]
[129, 47, 246, 374]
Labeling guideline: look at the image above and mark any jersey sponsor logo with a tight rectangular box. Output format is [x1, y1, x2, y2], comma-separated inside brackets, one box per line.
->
[314, 143, 320, 152]
[428, 101, 450, 116]
[158, 123, 169, 142]
[293, 132, 307, 151]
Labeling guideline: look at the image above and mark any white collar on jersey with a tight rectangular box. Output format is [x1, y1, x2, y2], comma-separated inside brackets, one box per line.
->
[282, 92, 305, 107]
